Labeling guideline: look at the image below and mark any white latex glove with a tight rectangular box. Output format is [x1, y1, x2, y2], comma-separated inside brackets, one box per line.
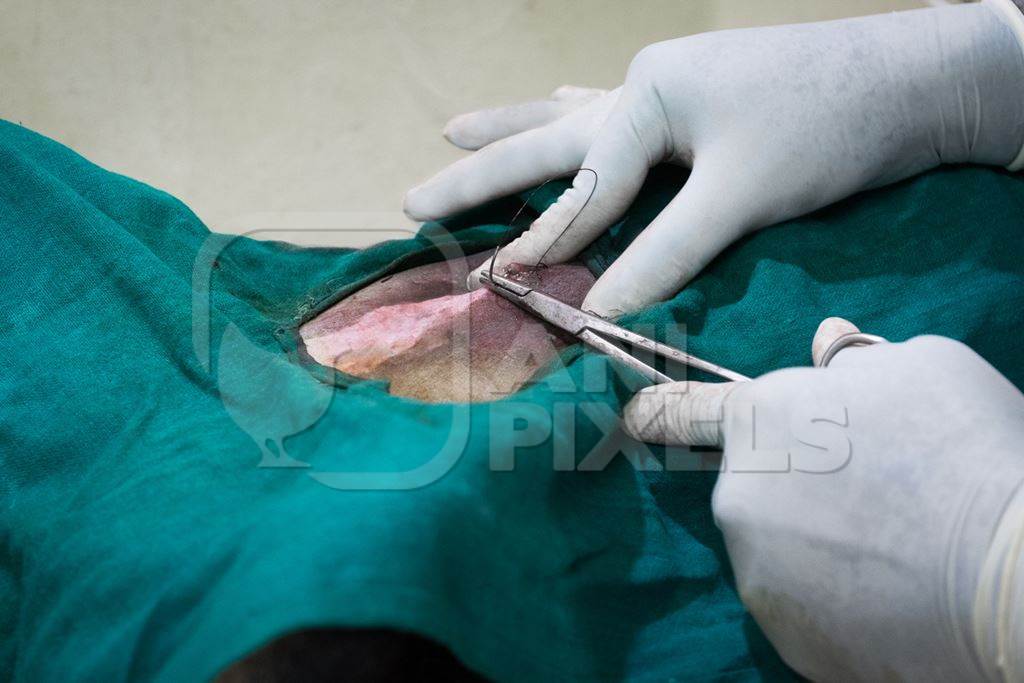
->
[405, 2, 1024, 318]
[622, 319, 1024, 682]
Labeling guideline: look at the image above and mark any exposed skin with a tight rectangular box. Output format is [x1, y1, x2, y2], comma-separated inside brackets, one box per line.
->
[299, 254, 595, 403]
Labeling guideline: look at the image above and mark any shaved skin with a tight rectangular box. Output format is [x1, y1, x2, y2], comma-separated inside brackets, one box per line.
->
[299, 253, 595, 402]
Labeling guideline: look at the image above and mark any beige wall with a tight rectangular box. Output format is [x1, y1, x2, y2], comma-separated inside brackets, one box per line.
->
[3, 1, 922, 246]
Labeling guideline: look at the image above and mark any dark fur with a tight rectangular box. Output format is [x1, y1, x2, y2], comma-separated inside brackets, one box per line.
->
[218, 628, 486, 682]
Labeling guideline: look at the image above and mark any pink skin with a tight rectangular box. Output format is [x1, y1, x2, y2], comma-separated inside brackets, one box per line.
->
[299, 256, 596, 403]
[304, 289, 493, 377]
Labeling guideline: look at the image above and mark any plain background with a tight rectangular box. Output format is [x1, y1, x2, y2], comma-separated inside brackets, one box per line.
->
[4, 0, 924, 246]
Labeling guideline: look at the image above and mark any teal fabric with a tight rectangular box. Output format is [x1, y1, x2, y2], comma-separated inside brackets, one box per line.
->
[1, 119, 1022, 682]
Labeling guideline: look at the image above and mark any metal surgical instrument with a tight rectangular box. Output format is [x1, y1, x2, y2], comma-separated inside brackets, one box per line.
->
[479, 270, 751, 384]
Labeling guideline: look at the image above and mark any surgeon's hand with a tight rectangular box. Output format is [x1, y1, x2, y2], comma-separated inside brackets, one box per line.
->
[623, 319, 1024, 681]
[405, 3, 1024, 317]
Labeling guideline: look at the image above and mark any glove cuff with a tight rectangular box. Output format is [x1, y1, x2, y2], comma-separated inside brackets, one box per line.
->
[973, 481, 1024, 682]
[985, 0, 1024, 170]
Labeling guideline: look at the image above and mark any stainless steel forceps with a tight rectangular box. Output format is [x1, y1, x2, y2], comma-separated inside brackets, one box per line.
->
[479, 270, 751, 384]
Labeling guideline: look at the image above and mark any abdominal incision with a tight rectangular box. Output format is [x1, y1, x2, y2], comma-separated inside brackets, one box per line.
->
[299, 254, 595, 402]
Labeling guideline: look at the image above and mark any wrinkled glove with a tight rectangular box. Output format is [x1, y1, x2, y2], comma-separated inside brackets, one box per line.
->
[623, 319, 1024, 681]
[405, 2, 1024, 317]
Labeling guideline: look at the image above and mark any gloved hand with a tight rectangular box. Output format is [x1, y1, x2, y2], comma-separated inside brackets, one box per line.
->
[622, 319, 1024, 682]
[405, 2, 1024, 318]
